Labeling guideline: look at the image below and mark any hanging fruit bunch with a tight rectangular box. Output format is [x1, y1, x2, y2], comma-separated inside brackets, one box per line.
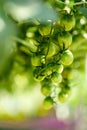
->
[15, 0, 86, 110]
[0, 0, 87, 110]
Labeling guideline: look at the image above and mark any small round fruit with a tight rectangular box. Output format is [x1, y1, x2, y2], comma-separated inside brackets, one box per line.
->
[26, 27, 37, 38]
[62, 69, 73, 80]
[39, 25, 51, 36]
[60, 14, 75, 31]
[39, 21, 52, 36]
[60, 50, 74, 66]
[43, 96, 54, 110]
[45, 64, 53, 76]
[40, 55, 46, 64]
[53, 64, 64, 73]
[31, 54, 45, 66]
[58, 91, 69, 103]
[41, 84, 52, 96]
[31, 54, 41, 66]
[34, 74, 45, 82]
[51, 72, 62, 83]
[47, 42, 57, 58]
[33, 67, 45, 81]
[63, 86, 71, 96]
[41, 78, 52, 86]
[58, 32, 72, 49]
[26, 39, 38, 52]
[33, 67, 40, 77]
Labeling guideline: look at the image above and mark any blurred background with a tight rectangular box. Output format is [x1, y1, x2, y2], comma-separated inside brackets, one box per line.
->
[0, 0, 87, 129]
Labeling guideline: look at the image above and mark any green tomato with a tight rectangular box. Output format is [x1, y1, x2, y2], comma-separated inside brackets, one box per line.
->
[31, 54, 41, 66]
[33, 67, 45, 81]
[39, 21, 52, 36]
[31, 54, 45, 66]
[41, 84, 52, 96]
[63, 86, 71, 96]
[53, 64, 64, 74]
[43, 96, 54, 110]
[51, 72, 62, 83]
[62, 69, 73, 80]
[41, 78, 52, 86]
[45, 64, 53, 76]
[40, 55, 46, 64]
[26, 27, 37, 38]
[60, 14, 75, 31]
[58, 91, 69, 103]
[47, 42, 57, 58]
[26, 39, 38, 52]
[60, 50, 74, 66]
[34, 75, 45, 82]
[58, 32, 72, 49]
[41, 64, 53, 77]
[42, 42, 58, 58]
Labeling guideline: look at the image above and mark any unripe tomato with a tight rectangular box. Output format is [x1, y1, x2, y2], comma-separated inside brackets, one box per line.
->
[58, 32, 72, 49]
[63, 86, 71, 96]
[60, 50, 74, 66]
[33, 67, 45, 81]
[39, 21, 52, 36]
[62, 69, 73, 80]
[41, 78, 52, 86]
[47, 42, 57, 58]
[51, 72, 62, 83]
[34, 74, 45, 82]
[58, 91, 69, 103]
[26, 39, 38, 52]
[53, 64, 64, 73]
[40, 55, 46, 64]
[60, 14, 75, 31]
[31, 54, 45, 66]
[26, 26, 37, 38]
[43, 96, 54, 110]
[45, 64, 53, 76]
[41, 84, 52, 96]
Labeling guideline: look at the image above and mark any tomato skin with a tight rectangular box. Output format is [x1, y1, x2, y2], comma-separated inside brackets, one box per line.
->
[63, 86, 71, 96]
[34, 75, 45, 82]
[31, 54, 45, 66]
[39, 25, 51, 36]
[60, 14, 75, 31]
[53, 64, 64, 74]
[60, 50, 74, 66]
[43, 96, 54, 110]
[39, 21, 52, 36]
[47, 42, 57, 58]
[41, 78, 52, 86]
[26, 39, 38, 52]
[45, 64, 53, 76]
[58, 32, 72, 49]
[31, 55, 41, 66]
[41, 84, 52, 96]
[33, 67, 45, 82]
[51, 72, 62, 84]
[62, 69, 73, 80]
[58, 91, 69, 103]
[26, 27, 37, 38]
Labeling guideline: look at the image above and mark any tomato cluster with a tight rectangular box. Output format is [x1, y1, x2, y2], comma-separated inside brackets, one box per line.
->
[15, 1, 87, 110]
[24, 12, 76, 109]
